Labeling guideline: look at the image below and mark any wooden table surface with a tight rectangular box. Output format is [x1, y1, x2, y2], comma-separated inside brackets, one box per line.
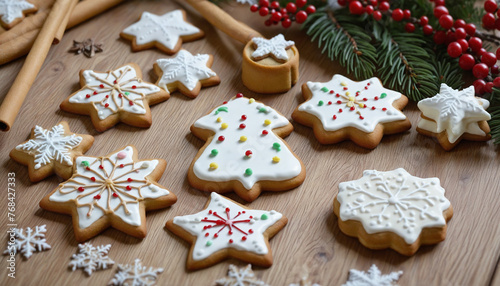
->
[1, 1, 500, 285]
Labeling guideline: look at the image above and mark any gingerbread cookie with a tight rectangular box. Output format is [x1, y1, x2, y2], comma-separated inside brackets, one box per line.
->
[416, 84, 491, 151]
[333, 168, 453, 256]
[60, 63, 169, 132]
[166, 192, 287, 270]
[39, 146, 177, 242]
[153, 50, 220, 98]
[292, 75, 411, 149]
[120, 10, 204, 54]
[251, 34, 295, 63]
[188, 94, 305, 202]
[10, 122, 94, 182]
[0, 0, 37, 29]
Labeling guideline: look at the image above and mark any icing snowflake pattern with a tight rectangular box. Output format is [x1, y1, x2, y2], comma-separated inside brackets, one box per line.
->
[68, 65, 161, 120]
[342, 264, 402, 286]
[69, 243, 114, 276]
[108, 258, 163, 286]
[156, 50, 217, 92]
[122, 10, 200, 50]
[216, 264, 268, 286]
[49, 146, 170, 229]
[3, 225, 51, 259]
[251, 34, 295, 61]
[173, 193, 283, 261]
[15, 124, 82, 169]
[337, 168, 451, 244]
[0, 0, 34, 24]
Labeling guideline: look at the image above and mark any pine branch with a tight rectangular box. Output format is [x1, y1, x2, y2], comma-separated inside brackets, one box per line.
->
[486, 87, 500, 144]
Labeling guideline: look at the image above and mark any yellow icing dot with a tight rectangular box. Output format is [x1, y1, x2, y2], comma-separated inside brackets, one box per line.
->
[221, 123, 228, 129]
[216, 117, 222, 123]
[272, 156, 280, 163]
[346, 92, 351, 96]
[249, 98, 255, 103]
[358, 103, 365, 108]
[348, 96, 355, 101]
[264, 119, 271, 125]
[209, 162, 218, 169]
[341, 81, 347, 86]
[240, 136, 247, 142]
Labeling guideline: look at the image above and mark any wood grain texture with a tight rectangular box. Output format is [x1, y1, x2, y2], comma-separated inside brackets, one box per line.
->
[0, 1, 499, 285]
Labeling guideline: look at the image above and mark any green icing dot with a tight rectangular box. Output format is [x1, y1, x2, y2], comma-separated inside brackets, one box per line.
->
[272, 142, 281, 151]
[380, 93, 387, 98]
[318, 100, 324, 106]
[261, 214, 268, 220]
[211, 149, 218, 156]
[259, 107, 267, 113]
[320, 87, 329, 92]
[206, 240, 212, 247]
[124, 92, 130, 96]
[215, 106, 228, 115]
[245, 168, 253, 176]
[81, 161, 89, 167]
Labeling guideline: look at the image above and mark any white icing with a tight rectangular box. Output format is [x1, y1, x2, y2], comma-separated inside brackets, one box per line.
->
[192, 96, 302, 189]
[2, 225, 51, 259]
[173, 192, 283, 261]
[69, 243, 114, 276]
[49, 146, 170, 229]
[417, 117, 486, 138]
[156, 50, 217, 92]
[417, 84, 491, 143]
[298, 75, 407, 133]
[0, 0, 34, 24]
[337, 168, 451, 244]
[251, 34, 294, 61]
[216, 264, 269, 286]
[342, 264, 403, 286]
[68, 65, 161, 120]
[109, 258, 163, 286]
[16, 124, 82, 169]
[121, 10, 200, 50]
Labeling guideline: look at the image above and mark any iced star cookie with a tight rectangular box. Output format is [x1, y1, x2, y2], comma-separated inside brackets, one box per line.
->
[251, 34, 295, 63]
[39, 146, 177, 242]
[188, 94, 305, 202]
[9, 122, 94, 182]
[333, 168, 453, 256]
[120, 10, 204, 54]
[166, 192, 287, 270]
[153, 50, 220, 98]
[60, 63, 169, 132]
[416, 84, 491, 151]
[0, 0, 37, 29]
[292, 75, 411, 149]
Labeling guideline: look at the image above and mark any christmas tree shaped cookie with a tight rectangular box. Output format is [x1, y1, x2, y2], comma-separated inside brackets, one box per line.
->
[40, 146, 177, 242]
[292, 75, 411, 149]
[188, 94, 305, 202]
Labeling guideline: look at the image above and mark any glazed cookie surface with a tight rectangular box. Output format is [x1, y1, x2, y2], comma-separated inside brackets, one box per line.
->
[0, 0, 37, 29]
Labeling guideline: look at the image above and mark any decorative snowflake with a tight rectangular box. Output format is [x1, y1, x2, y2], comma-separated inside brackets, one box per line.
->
[342, 265, 402, 286]
[15, 124, 82, 169]
[216, 264, 268, 286]
[156, 50, 217, 92]
[289, 276, 321, 286]
[337, 168, 451, 244]
[3, 225, 51, 259]
[69, 243, 114, 276]
[251, 34, 295, 62]
[0, 0, 35, 25]
[108, 258, 163, 286]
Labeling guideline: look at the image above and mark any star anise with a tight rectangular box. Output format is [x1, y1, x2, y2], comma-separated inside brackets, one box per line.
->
[69, 39, 103, 58]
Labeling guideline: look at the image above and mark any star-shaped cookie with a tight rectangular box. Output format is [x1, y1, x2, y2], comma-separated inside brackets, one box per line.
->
[292, 75, 411, 149]
[60, 63, 169, 132]
[0, 0, 37, 29]
[417, 83, 491, 150]
[251, 34, 295, 63]
[120, 10, 204, 54]
[153, 50, 220, 98]
[10, 122, 94, 182]
[40, 146, 177, 242]
[166, 192, 287, 270]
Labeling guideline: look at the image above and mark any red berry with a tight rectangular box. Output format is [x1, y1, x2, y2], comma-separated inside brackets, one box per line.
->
[493, 77, 500, 87]
[296, 10, 308, 23]
[484, 0, 498, 13]
[495, 18, 500, 30]
[305, 5, 316, 14]
[419, 16, 429, 26]
[365, 5, 374, 14]
[473, 63, 489, 79]
[349, 1, 364, 15]
[338, 0, 347, 6]
[405, 23, 415, 33]
[456, 39, 468, 52]
[455, 27, 466, 39]
[282, 18, 292, 28]
[286, 2, 297, 13]
[465, 23, 476, 36]
[447, 42, 462, 58]
[259, 0, 269, 6]
[373, 11, 382, 21]
[473, 79, 486, 95]
[482, 13, 496, 29]
[270, 1, 280, 9]
[435, 0, 445, 6]
[271, 11, 282, 21]
[296, 0, 307, 8]
[497, 48, 500, 60]
[445, 31, 456, 44]
[392, 9, 404, 21]
[478, 48, 487, 56]
[482, 52, 498, 67]
[281, 8, 287, 14]
[264, 19, 272, 26]
[259, 7, 269, 16]
[484, 82, 494, 93]
[403, 9, 411, 19]
[423, 24, 433, 35]
[378, 1, 390, 11]
[492, 65, 499, 74]
[250, 4, 259, 12]
[454, 19, 466, 28]
[369, 0, 377, 5]
[468, 37, 482, 52]
[439, 15, 454, 29]
[434, 6, 449, 19]
[434, 31, 446, 45]
[459, 54, 475, 70]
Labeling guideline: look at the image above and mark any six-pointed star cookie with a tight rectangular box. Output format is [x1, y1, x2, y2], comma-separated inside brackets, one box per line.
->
[0, 0, 37, 29]
[120, 10, 204, 54]
[153, 50, 220, 98]
[40, 146, 177, 242]
[10, 122, 94, 182]
[60, 63, 169, 132]
[166, 192, 287, 270]
[251, 34, 295, 63]
[292, 75, 411, 149]
[417, 83, 491, 151]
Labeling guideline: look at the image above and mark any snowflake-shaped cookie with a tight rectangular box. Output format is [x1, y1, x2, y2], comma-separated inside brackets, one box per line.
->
[251, 34, 295, 62]
[342, 265, 402, 286]
[69, 243, 114, 276]
[40, 146, 177, 242]
[166, 192, 287, 270]
[10, 122, 94, 182]
[3, 225, 51, 259]
[417, 83, 491, 150]
[60, 63, 169, 132]
[154, 50, 220, 98]
[216, 264, 269, 286]
[0, 0, 37, 29]
[108, 258, 163, 286]
[120, 10, 204, 54]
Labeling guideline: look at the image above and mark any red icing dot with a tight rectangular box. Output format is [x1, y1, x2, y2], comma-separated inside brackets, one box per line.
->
[262, 130, 268, 135]
[336, 100, 342, 104]
[113, 80, 117, 84]
[99, 84, 104, 88]
[94, 194, 101, 200]
[329, 90, 334, 94]
[242, 236, 247, 241]
[336, 94, 340, 97]
[208, 210, 212, 214]
[223, 101, 228, 104]
[367, 83, 371, 86]
[249, 229, 254, 234]
[225, 208, 230, 212]
[356, 92, 360, 96]
[350, 106, 355, 111]
[93, 91, 98, 95]
[245, 150, 252, 157]
[343, 87, 348, 90]
[241, 115, 247, 120]
[127, 178, 133, 182]
[229, 239, 233, 243]
[112, 193, 118, 198]
[249, 215, 253, 219]
[371, 106, 376, 110]
[214, 233, 218, 238]
[242, 211, 246, 214]
[375, 96, 379, 100]
[118, 93, 123, 98]
[239, 124, 246, 129]
[228, 231, 233, 235]
[365, 86, 368, 90]
[91, 177, 96, 182]
[382, 108, 387, 111]
[120, 164, 124, 168]
[104, 103, 109, 108]
[328, 101, 332, 105]
[86, 167, 90, 171]
[333, 115, 337, 120]
[363, 98, 368, 101]
[339, 109, 343, 113]
[129, 101, 134, 106]
[99, 165, 103, 169]
[236, 93, 243, 98]
[132, 85, 137, 89]
[126, 186, 132, 191]
[86, 94, 90, 98]
[205, 233, 209, 237]
[218, 136, 225, 142]
[78, 187, 84, 192]
[359, 116, 364, 120]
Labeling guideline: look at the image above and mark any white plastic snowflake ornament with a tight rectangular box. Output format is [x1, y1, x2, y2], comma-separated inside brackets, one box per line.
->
[108, 258, 163, 286]
[342, 265, 402, 286]
[251, 34, 295, 62]
[69, 243, 114, 276]
[3, 225, 51, 259]
[0, 0, 36, 28]
[216, 264, 268, 286]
